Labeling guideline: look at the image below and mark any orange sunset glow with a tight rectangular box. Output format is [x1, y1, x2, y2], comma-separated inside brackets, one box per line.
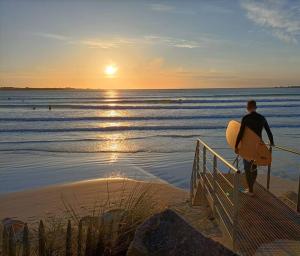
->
[1, 1, 299, 89]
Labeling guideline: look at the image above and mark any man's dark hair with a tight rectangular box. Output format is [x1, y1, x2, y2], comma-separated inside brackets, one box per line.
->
[247, 100, 257, 109]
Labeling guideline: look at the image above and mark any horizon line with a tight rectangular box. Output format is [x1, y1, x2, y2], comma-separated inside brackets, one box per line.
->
[0, 85, 300, 91]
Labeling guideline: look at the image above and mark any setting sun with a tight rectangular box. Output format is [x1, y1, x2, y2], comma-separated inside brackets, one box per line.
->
[104, 65, 118, 77]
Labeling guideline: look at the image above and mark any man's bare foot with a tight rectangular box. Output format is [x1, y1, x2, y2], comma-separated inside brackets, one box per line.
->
[242, 189, 255, 197]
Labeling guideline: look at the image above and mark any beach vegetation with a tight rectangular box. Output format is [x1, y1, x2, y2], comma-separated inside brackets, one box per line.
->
[0, 180, 164, 256]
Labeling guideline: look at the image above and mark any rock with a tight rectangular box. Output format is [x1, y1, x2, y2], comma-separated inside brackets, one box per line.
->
[2, 218, 25, 242]
[102, 209, 126, 242]
[80, 209, 127, 243]
[127, 209, 237, 256]
[80, 215, 99, 226]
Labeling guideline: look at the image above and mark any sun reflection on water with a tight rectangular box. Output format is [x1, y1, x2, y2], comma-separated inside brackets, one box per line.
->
[108, 109, 117, 116]
[103, 133, 125, 163]
[103, 122, 123, 128]
[97, 90, 133, 164]
[105, 90, 118, 99]
[109, 152, 119, 163]
[106, 172, 127, 179]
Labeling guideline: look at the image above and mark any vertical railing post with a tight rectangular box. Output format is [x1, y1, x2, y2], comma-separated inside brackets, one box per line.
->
[203, 146, 206, 175]
[232, 172, 240, 252]
[297, 175, 300, 213]
[194, 141, 199, 188]
[190, 141, 200, 203]
[212, 155, 217, 217]
[190, 142, 197, 201]
[267, 146, 272, 190]
[201, 146, 207, 204]
[196, 140, 200, 178]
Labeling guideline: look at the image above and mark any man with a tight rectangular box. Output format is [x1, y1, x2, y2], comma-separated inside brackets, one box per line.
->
[235, 100, 274, 196]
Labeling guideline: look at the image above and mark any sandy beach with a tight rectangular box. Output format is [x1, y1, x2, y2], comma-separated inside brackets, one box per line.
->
[0, 177, 228, 250]
[1, 174, 298, 222]
[1, 174, 299, 255]
[0, 178, 188, 222]
[257, 174, 299, 196]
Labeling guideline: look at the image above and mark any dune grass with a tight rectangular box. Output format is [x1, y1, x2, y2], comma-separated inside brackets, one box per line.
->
[1, 179, 166, 256]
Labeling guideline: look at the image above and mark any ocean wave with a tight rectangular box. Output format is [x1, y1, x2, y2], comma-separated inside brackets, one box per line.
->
[0, 134, 203, 145]
[1, 98, 300, 104]
[0, 148, 194, 154]
[1, 92, 300, 101]
[0, 113, 299, 122]
[0, 103, 300, 110]
[0, 124, 300, 133]
[0, 125, 225, 133]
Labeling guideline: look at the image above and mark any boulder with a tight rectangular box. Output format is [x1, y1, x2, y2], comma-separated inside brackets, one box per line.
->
[127, 209, 237, 256]
[80, 209, 126, 239]
[2, 218, 25, 242]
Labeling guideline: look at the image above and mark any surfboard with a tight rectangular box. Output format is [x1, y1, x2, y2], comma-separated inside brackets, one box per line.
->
[226, 120, 272, 166]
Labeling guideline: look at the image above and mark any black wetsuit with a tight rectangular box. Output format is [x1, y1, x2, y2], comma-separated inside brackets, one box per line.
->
[235, 111, 274, 193]
[235, 111, 274, 148]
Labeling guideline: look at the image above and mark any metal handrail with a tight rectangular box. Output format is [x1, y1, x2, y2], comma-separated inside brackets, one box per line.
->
[191, 139, 300, 254]
[197, 139, 240, 173]
[265, 143, 300, 213]
[270, 144, 300, 156]
[190, 139, 240, 252]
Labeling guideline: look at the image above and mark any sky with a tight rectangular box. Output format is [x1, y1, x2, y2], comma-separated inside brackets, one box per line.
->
[0, 0, 300, 89]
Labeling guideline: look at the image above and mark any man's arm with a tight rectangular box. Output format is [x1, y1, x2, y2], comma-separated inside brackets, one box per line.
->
[235, 117, 246, 150]
[264, 119, 274, 146]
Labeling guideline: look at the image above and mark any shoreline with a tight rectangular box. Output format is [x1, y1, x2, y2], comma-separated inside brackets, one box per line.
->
[1, 172, 297, 196]
[0, 174, 298, 222]
[0, 176, 168, 196]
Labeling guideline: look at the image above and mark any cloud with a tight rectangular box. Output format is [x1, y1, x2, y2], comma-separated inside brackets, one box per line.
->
[36, 32, 135, 49]
[36, 32, 218, 49]
[148, 3, 196, 15]
[241, 0, 300, 43]
[150, 3, 175, 12]
[78, 38, 136, 49]
[35, 33, 70, 41]
[142, 35, 203, 48]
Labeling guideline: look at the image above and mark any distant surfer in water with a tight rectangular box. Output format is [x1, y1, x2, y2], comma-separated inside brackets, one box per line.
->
[235, 100, 274, 196]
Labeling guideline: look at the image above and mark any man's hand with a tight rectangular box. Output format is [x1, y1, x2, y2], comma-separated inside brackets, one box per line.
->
[235, 147, 239, 154]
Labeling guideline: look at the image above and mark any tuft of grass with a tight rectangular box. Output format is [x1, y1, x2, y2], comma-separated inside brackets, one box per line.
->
[0, 179, 166, 256]
[62, 179, 164, 255]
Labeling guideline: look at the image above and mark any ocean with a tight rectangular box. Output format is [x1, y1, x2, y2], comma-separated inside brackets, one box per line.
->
[0, 88, 299, 194]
